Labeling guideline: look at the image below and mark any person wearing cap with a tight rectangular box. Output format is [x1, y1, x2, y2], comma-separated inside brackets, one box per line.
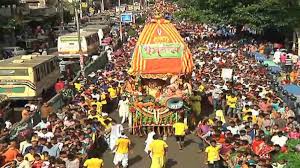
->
[24, 138, 43, 154]
[113, 132, 131, 168]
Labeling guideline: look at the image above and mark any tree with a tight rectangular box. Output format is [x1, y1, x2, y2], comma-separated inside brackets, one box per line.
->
[174, 0, 300, 32]
[0, 0, 18, 5]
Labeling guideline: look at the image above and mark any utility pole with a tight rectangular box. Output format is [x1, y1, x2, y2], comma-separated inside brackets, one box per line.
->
[75, 1, 84, 76]
[101, 0, 104, 12]
[119, 0, 123, 42]
[79, 0, 83, 19]
[59, 0, 64, 31]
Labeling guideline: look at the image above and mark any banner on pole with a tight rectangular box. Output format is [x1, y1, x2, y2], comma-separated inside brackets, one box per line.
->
[221, 68, 233, 80]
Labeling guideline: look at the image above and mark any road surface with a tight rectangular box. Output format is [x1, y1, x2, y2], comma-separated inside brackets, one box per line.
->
[101, 96, 213, 168]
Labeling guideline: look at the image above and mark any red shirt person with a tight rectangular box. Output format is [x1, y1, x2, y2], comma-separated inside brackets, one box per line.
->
[54, 79, 65, 93]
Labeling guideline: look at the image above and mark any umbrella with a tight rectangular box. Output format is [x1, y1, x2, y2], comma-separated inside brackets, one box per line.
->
[269, 66, 281, 73]
[254, 52, 267, 62]
[283, 84, 300, 96]
[263, 60, 279, 67]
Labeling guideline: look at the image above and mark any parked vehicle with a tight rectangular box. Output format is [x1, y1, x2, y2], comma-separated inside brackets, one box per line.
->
[0, 54, 60, 100]
[2, 47, 26, 58]
[57, 30, 100, 59]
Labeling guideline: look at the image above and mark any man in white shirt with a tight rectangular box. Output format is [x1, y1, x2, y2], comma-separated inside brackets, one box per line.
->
[118, 97, 130, 124]
[273, 49, 281, 64]
[34, 119, 50, 130]
[19, 139, 32, 155]
[109, 122, 124, 152]
[213, 55, 221, 63]
[271, 131, 288, 147]
[291, 54, 299, 63]
[91, 93, 100, 101]
[15, 154, 31, 168]
[37, 128, 54, 141]
[107, 48, 113, 61]
[212, 86, 222, 111]
[251, 105, 260, 116]
[144, 128, 156, 156]
[227, 121, 239, 135]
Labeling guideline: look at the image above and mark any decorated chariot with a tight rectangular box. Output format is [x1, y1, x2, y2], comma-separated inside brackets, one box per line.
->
[127, 15, 194, 136]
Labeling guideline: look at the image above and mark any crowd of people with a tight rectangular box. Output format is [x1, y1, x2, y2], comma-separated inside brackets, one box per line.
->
[181, 21, 300, 167]
[0, 2, 300, 168]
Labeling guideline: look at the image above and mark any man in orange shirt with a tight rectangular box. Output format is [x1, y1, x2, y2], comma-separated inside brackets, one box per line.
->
[2, 140, 19, 164]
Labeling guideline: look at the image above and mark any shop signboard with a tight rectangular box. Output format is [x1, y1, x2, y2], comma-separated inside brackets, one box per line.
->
[127, 5, 134, 11]
[121, 12, 133, 23]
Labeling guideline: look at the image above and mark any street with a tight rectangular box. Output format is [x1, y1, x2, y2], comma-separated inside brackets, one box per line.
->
[102, 129, 208, 168]
[101, 100, 213, 168]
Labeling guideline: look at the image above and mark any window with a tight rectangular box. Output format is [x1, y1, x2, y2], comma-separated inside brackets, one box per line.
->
[40, 65, 46, 78]
[50, 61, 55, 72]
[35, 68, 41, 81]
[45, 62, 51, 74]
[0, 69, 28, 76]
[86, 37, 91, 46]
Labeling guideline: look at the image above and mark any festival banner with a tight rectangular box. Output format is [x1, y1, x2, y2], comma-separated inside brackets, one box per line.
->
[140, 43, 183, 59]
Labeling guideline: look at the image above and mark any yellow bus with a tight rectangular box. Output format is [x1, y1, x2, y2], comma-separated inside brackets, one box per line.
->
[57, 31, 100, 58]
[0, 54, 60, 100]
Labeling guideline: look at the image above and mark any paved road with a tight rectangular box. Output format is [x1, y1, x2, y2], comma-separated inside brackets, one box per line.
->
[101, 95, 213, 168]
[102, 130, 208, 168]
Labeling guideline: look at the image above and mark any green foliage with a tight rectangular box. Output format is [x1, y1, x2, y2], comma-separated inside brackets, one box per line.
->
[174, 0, 300, 31]
[276, 139, 300, 168]
[136, 15, 147, 25]
[0, 16, 24, 33]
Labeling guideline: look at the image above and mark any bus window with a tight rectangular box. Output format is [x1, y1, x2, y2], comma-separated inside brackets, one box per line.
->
[41, 65, 46, 78]
[86, 37, 91, 46]
[35, 68, 41, 81]
[0, 69, 28, 76]
[50, 61, 55, 72]
[46, 62, 51, 73]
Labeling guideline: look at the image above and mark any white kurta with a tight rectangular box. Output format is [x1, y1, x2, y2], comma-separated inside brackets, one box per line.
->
[109, 124, 124, 151]
[144, 131, 156, 154]
[118, 99, 129, 123]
